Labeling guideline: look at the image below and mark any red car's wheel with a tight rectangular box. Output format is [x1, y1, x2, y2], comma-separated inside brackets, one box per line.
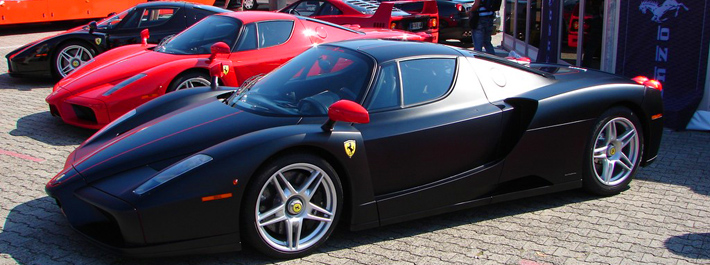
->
[167, 71, 211, 92]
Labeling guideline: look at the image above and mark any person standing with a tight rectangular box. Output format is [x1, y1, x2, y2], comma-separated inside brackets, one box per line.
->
[468, 0, 496, 55]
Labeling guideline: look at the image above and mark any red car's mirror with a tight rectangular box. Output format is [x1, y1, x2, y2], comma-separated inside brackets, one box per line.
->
[209, 42, 231, 61]
[141, 29, 150, 46]
[322, 100, 369, 131]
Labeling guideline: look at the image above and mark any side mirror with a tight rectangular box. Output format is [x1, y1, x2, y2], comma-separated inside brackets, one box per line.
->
[141, 29, 150, 46]
[88, 21, 97, 34]
[322, 100, 369, 132]
[209, 42, 231, 61]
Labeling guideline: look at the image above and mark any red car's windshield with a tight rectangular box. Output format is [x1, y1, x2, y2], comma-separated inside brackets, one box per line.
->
[155, 15, 242, 55]
[227, 46, 374, 116]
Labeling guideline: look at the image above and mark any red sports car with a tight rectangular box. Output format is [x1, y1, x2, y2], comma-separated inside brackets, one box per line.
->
[46, 11, 427, 129]
[279, 0, 439, 42]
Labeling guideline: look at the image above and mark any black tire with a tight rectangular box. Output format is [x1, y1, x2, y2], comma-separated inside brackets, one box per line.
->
[166, 71, 211, 92]
[52, 41, 97, 80]
[583, 106, 644, 196]
[242, 153, 343, 259]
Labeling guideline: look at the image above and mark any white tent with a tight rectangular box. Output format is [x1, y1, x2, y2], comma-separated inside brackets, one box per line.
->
[687, 48, 710, 131]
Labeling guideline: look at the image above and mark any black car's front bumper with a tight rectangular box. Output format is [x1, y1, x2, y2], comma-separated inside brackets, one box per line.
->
[6, 43, 53, 78]
[45, 167, 241, 257]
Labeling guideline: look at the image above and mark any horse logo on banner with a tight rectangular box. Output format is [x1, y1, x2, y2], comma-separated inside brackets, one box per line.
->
[639, 0, 689, 23]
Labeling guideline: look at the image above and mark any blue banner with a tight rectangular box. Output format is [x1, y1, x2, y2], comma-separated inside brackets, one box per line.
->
[536, 0, 561, 63]
[615, 0, 710, 130]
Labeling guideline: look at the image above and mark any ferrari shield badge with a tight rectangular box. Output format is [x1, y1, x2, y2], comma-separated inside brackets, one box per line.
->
[222, 65, 230, 76]
[344, 140, 356, 158]
[95, 38, 102, 45]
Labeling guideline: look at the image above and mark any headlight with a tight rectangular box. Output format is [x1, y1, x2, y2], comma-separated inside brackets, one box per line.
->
[133, 154, 213, 195]
[102, 73, 147, 96]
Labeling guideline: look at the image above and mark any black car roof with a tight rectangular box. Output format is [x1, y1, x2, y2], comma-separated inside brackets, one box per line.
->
[327, 40, 461, 63]
[135, 1, 187, 8]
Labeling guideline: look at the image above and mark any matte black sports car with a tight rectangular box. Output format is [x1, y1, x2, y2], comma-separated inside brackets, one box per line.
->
[45, 40, 663, 258]
[6, 2, 228, 79]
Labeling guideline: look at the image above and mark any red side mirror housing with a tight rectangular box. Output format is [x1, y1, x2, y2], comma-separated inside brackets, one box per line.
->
[209, 60, 231, 79]
[141, 29, 150, 46]
[322, 100, 369, 131]
[209, 42, 231, 61]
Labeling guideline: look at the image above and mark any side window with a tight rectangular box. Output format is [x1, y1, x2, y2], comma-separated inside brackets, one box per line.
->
[367, 63, 401, 111]
[138, 8, 177, 28]
[118, 8, 142, 29]
[236, 23, 257, 51]
[289, 1, 323, 16]
[257, 21, 294, 48]
[400, 58, 456, 106]
[317, 2, 343, 15]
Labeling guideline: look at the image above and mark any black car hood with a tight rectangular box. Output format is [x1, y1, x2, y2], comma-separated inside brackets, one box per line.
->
[72, 100, 300, 183]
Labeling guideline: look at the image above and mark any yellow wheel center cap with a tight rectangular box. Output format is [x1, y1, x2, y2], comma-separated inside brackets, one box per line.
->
[609, 147, 616, 156]
[72, 61, 79, 67]
[288, 200, 303, 214]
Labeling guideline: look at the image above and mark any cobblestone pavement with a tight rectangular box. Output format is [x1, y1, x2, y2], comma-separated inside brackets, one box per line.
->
[1, 30, 709, 265]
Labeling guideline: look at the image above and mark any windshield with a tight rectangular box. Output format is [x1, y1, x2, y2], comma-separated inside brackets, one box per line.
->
[96, 9, 131, 29]
[155, 15, 241, 55]
[227, 46, 374, 116]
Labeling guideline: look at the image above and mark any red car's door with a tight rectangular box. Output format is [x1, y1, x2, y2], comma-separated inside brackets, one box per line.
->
[231, 19, 312, 85]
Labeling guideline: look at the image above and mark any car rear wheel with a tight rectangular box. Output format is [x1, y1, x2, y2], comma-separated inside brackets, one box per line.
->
[53, 41, 96, 79]
[167, 72, 211, 92]
[583, 107, 643, 196]
[242, 0, 258, 10]
[242, 153, 343, 258]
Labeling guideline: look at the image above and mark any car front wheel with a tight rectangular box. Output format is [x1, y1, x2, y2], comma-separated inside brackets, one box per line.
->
[167, 71, 211, 92]
[242, 153, 343, 258]
[583, 107, 643, 196]
[53, 41, 96, 79]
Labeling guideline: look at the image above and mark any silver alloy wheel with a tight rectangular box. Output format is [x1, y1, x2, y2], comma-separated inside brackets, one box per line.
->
[592, 117, 640, 186]
[175, 77, 210, 90]
[243, 0, 254, 9]
[255, 163, 337, 252]
[56, 45, 93, 77]
[243, 0, 255, 9]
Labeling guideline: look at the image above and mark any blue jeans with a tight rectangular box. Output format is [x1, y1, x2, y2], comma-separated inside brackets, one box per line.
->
[472, 15, 495, 55]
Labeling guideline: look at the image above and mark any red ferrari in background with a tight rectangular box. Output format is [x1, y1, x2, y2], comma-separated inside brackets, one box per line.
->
[279, 0, 439, 42]
[46, 11, 427, 129]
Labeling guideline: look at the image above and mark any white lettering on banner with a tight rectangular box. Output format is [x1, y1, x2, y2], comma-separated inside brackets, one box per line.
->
[543, 0, 554, 62]
[654, 67, 667, 82]
[656, 47, 668, 62]
[654, 25, 669, 82]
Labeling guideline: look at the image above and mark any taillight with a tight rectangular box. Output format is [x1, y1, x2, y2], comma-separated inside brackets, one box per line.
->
[632, 76, 649, 84]
[632, 76, 662, 91]
[456, 3, 463, 12]
[429, 18, 437, 28]
[644, 79, 662, 91]
[390, 22, 397, 29]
